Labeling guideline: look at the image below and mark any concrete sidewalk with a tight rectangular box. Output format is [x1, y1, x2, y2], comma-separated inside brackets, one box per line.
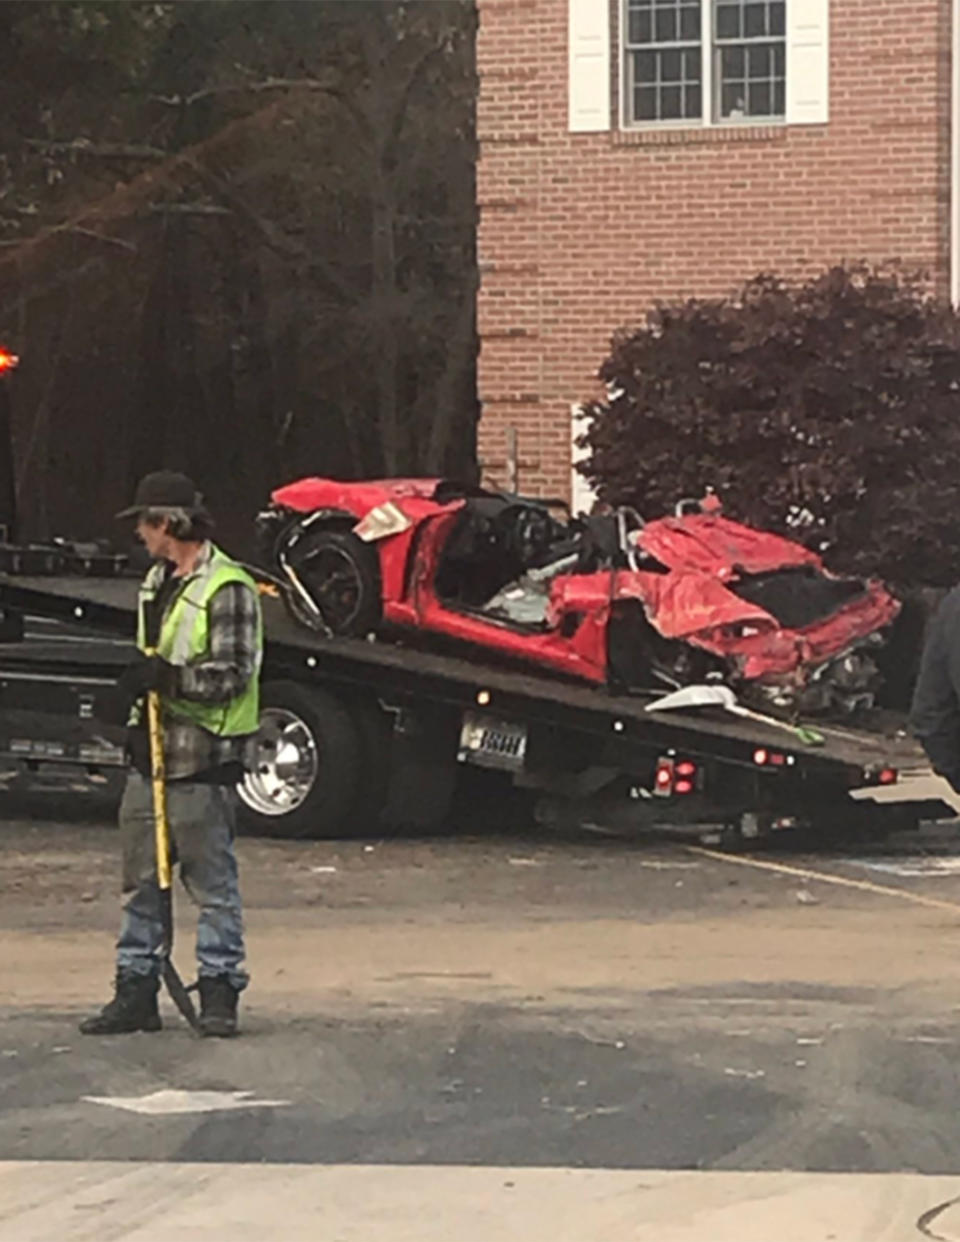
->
[2, 1162, 960, 1242]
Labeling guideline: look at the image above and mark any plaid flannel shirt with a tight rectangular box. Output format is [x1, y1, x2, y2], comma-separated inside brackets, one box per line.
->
[135, 546, 262, 781]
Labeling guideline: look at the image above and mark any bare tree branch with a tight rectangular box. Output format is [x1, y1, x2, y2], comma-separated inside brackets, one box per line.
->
[386, 39, 447, 159]
[50, 225, 137, 252]
[147, 202, 232, 217]
[149, 64, 376, 144]
[24, 138, 167, 160]
[150, 75, 338, 107]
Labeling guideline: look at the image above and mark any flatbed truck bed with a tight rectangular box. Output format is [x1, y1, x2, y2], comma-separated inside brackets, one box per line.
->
[0, 574, 951, 842]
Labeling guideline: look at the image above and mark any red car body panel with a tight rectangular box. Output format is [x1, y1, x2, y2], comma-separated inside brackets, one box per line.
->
[402, 508, 612, 680]
[272, 476, 449, 512]
[272, 476, 464, 609]
[269, 477, 900, 691]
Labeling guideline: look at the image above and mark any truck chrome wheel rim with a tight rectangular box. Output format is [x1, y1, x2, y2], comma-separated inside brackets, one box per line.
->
[238, 707, 319, 816]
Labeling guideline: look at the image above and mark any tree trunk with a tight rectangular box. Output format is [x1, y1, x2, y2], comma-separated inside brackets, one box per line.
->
[371, 176, 400, 474]
[424, 274, 478, 474]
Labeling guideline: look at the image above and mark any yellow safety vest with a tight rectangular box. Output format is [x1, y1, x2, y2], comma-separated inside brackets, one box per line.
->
[135, 544, 262, 735]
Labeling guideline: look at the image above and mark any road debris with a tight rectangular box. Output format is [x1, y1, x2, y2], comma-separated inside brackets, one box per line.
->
[575, 1105, 624, 1122]
[82, 1088, 292, 1115]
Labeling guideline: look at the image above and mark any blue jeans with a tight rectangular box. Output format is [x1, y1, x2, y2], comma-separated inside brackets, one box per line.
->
[116, 773, 249, 991]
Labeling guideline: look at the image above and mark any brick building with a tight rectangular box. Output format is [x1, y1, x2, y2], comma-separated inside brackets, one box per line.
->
[475, 0, 959, 507]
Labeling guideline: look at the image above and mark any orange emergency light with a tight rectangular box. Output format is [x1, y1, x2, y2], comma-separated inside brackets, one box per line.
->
[0, 349, 19, 374]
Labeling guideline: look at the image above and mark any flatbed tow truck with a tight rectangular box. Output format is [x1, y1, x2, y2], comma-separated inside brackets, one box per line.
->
[0, 572, 952, 844]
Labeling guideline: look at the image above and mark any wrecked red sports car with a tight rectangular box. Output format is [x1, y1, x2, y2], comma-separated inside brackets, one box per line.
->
[256, 477, 900, 716]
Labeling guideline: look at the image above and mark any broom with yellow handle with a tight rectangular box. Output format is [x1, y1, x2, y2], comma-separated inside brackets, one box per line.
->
[144, 654, 202, 1032]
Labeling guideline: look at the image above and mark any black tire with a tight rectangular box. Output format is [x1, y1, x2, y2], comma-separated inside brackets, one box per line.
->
[237, 680, 362, 838]
[284, 528, 382, 637]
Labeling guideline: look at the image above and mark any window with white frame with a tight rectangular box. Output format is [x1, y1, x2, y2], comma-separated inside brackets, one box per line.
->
[568, 0, 827, 135]
[623, 0, 786, 126]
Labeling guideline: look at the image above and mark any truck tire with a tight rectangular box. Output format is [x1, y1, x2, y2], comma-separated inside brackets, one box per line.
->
[285, 528, 382, 637]
[349, 697, 393, 830]
[237, 680, 361, 838]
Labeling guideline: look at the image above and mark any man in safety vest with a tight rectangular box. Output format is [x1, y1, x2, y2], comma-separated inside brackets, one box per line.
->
[81, 471, 263, 1038]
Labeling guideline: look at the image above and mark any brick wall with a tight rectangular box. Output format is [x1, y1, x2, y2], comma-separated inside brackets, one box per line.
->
[476, 0, 954, 501]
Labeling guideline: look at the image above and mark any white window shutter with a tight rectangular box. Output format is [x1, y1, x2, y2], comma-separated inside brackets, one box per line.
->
[786, 0, 830, 125]
[569, 0, 611, 133]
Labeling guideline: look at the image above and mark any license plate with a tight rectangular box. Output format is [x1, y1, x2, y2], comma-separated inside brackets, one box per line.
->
[458, 712, 528, 772]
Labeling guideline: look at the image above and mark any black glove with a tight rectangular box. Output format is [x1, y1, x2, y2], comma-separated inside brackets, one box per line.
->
[117, 652, 173, 699]
[96, 654, 176, 727]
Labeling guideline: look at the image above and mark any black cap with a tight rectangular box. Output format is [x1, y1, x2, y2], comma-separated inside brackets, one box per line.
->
[116, 470, 205, 519]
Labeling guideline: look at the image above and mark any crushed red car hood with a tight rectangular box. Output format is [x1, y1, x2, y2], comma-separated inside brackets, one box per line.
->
[635, 514, 819, 578]
[551, 512, 901, 682]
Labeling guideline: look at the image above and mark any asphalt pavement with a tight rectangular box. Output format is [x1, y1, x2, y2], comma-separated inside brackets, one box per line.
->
[4, 797, 960, 1238]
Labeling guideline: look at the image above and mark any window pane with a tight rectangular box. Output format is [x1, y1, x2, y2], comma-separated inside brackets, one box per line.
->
[655, 7, 678, 41]
[747, 44, 771, 76]
[680, 4, 701, 39]
[629, 9, 653, 43]
[713, 0, 786, 125]
[628, 1, 705, 125]
[721, 45, 745, 78]
[661, 85, 683, 118]
[661, 48, 682, 80]
[636, 86, 658, 120]
[721, 83, 746, 116]
[636, 50, 658, 83]
[748, 80, 772, 114]
[744, 3, 766, 36]
[715, 4, 741, 38]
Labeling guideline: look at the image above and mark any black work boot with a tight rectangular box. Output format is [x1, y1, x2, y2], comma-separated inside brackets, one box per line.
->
[79, 972, 161, 1035]
[198, 974, 239, 1038]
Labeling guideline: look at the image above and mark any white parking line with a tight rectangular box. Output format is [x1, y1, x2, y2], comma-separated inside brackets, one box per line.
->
[842, 856, 960, 878]
[687, 846, 960, 917]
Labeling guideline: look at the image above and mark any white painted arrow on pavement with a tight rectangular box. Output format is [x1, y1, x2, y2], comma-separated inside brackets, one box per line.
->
[81, 1088, 291, 1115]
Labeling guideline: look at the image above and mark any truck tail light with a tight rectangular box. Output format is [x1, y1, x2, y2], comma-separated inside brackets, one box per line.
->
[654, 756, 698, 796]
[654, 758, 675, 795]
[860, 764, 898, 787]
